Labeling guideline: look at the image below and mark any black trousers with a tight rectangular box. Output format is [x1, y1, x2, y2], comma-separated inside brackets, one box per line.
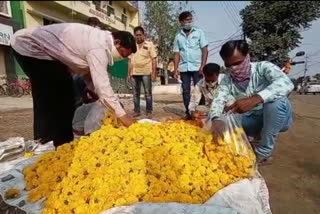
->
[13, 51, 75, 147]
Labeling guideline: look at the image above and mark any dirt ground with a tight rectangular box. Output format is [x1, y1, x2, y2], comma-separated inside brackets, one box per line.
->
[0, 94, 319, 214]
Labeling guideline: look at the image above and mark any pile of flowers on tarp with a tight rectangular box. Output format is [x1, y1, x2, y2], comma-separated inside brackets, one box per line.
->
[24, 114, 255, 214]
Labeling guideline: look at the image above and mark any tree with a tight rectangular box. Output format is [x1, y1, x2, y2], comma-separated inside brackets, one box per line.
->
[143, 1, 190, 85]
[314, 73, 320, 81]
[241, 1, 320, 67]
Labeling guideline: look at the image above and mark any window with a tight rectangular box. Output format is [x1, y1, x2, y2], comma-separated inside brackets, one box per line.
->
[123, 8, 126, 14]
[0, 1, 11, 18]
[107, 5, 115, 17]
[101, 1, 108, 9]
[121, 14, 127, 25]
[81, 1, 91, 6]
[92, 1, 101, 11]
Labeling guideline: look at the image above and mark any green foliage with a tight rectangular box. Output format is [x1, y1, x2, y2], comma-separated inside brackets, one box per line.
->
[241, 1, 320, 66]
[143, 1, 190, 64]
[143, 1, 190, 84]
[314, 73, 320, 81]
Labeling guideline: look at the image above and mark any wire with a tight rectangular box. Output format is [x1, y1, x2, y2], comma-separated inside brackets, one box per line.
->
[208, 39, 227, 44]
[224, 2, 240, 27]
[309, 49, 320, 58]
[307, 61, 320, 67]
[219, 2, 239, 29]
[289, 61, 320, 77]
[227, 1, 242, 25]
[223, 1, 240, 25]
[288, 69, 305, 77]
[208, 29, 242, 56]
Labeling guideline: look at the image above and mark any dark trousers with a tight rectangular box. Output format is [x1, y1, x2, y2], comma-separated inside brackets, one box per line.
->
[132, 75, 152, 113]
[180, 71, 202, 114]
[13, 51, 75, 147]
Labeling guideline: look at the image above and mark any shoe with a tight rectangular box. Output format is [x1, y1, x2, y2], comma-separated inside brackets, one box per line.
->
[256, 155, 273, 166]
[146, 112, 152, 119]
[184, 111, 192, 120]
[133, 112, 141, 117]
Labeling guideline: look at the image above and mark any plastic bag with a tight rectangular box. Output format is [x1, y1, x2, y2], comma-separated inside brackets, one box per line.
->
[84, 101, 107, 135]
[222, 113, 253, 157]
[204, 112, 255, 163]
[72, 101, 107, 136]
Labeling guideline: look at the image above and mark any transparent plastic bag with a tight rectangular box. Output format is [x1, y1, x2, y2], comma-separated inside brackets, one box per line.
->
[221, 113, 253, 157]
[204, 112, 256, 167]
[84, 101, 107, 135]
[72, 101, 107, 136]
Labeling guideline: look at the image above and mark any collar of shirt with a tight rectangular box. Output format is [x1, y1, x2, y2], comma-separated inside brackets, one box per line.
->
[137, 41, 146, 48]
[179, 27, 197, 37]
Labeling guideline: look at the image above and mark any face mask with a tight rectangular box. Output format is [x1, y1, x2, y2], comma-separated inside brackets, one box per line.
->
[206, 81, 217, 88]
[182, 22, 193, 30]
[111, 45, 123, 62]
[227, 55, 251, 82]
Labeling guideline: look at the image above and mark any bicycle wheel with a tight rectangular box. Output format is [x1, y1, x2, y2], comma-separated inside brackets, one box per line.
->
[0, 86, 5, 97]
[14, 86, 24, 97]
[6, 85, 15, 97]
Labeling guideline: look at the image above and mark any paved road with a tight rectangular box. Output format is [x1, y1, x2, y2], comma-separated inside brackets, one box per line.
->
[0, 93, 319, 214]
[0, 93, 319, 113]
[0, 96, 32, 111]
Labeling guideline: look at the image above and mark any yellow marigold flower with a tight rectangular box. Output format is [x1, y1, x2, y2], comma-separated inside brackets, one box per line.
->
[23, 112, 255, 214]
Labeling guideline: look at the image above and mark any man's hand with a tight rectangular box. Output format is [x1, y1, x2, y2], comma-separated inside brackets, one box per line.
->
[191, 110, 206, 120]
[225, 95, 263, 114]
[199, 65, 204, 76]
[151, 72, 156, 81]
[127, 73, 132, 82]
[174, 70, 180, 80]
[119, 114, 137, 127]
[210, 120, 226, 140]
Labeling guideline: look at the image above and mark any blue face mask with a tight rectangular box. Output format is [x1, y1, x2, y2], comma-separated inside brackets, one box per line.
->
[182, 22, 193, 30]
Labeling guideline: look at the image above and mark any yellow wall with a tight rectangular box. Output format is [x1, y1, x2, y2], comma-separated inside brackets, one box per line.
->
[23, 1, 139, 33]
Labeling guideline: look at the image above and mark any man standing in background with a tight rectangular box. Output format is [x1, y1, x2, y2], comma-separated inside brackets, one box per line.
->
[173, 11, 208, 120]
[128, 26, 157, 118]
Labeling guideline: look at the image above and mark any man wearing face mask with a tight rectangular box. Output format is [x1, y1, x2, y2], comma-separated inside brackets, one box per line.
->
[209, 40, 294, 165]
[189, 63, 228, 121]
[11, 23, 137, 147]
[173, 11, 209, 120]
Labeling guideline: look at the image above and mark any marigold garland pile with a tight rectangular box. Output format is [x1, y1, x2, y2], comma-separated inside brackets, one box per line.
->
[24, 114, 255, 214]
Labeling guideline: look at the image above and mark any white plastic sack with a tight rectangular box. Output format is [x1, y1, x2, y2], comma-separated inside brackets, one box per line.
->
[72, 101, 107, 136]
[100, 170, 271, 214]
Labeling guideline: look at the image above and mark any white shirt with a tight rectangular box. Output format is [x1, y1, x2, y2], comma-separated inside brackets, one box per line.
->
[11, 23, 125, 117]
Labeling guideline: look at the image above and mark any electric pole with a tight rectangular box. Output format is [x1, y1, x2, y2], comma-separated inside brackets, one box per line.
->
[303, 53, 308, 84]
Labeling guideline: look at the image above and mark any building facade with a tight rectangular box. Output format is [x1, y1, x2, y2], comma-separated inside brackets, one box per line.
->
[0, 1, 19, 80]
[8, 1, 139, 79]
[22, 1, 139, 33]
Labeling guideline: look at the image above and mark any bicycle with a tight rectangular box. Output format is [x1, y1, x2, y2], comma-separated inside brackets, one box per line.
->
[20, 77, 32, 95]
[0, 85, 5, 97]
[1, 77, 24, 97]
[0, 76, 8, 97]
